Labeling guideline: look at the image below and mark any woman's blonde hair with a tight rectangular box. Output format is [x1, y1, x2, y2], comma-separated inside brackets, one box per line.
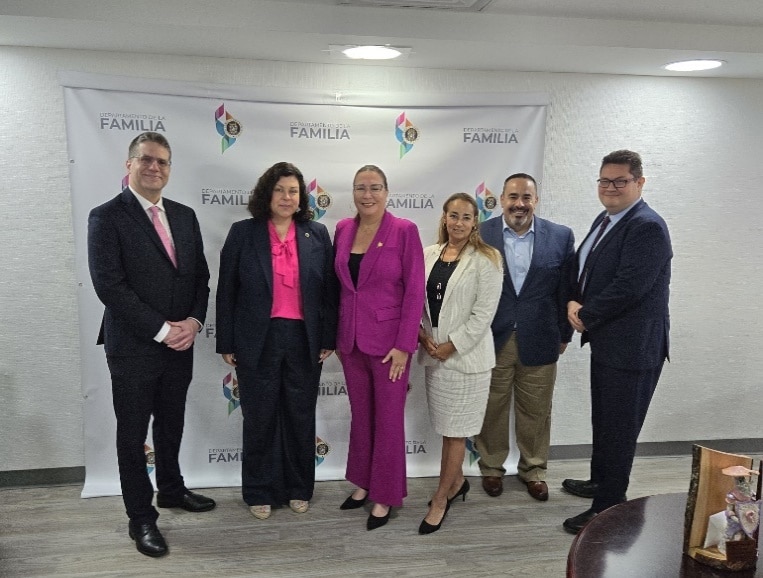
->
[438, 192, 501, 267]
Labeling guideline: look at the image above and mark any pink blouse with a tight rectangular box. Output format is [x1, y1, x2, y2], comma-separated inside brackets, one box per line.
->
[268, 220, 304, 320]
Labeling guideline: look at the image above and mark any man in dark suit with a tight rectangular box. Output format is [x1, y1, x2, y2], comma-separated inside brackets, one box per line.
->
[475, 173, 575, 502]
[562, 149, 672, 534]
[88, 132, 214, 557]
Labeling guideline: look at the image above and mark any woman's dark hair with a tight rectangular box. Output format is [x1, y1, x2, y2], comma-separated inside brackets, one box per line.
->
[247, 161, 313, 222]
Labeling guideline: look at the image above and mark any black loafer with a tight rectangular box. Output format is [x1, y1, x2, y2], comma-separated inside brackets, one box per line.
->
[128, 522, 168, 557]
[561, 478, 598, 499]
[563, 509, 598, 534]
[157, 490, 216, 512]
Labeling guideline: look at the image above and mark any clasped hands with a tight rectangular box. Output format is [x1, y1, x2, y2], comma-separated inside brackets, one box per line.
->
[419, 332, 456, 363]
[163, 319, 200, 351]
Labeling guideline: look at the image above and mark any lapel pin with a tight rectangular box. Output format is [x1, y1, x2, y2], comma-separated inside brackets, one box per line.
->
[305, 233, 310, 237]
[377, 242, 383, 247]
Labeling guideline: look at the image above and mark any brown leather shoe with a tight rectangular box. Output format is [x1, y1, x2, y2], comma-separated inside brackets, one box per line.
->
[524, 480, 549, 501]
[481, 476, 503, 497]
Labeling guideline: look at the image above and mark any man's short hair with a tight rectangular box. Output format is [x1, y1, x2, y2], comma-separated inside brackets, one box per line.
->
[128, 132, 172, 160]
[503, 172, 537, 188]
[601, 150, 642, 179]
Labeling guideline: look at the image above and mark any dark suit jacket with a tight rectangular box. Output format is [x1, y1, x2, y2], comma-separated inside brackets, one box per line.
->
[88, 188, 210, 356]
[481, 215, 575, 366]
[577, 199, 672, 371]
[215, 218, 338, 369]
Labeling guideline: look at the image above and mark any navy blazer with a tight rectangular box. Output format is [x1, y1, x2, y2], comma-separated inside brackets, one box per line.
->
[577, 199, 672, 371]
[88, 188, 210, 356]
[481, 215, 575, 366]
[215, 218, 338, 369]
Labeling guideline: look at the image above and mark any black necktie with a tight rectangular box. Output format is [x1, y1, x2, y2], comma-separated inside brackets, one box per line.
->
[577, 216, 610, 299]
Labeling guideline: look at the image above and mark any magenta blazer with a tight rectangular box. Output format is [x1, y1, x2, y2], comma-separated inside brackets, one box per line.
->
[334, 211, 425, 357]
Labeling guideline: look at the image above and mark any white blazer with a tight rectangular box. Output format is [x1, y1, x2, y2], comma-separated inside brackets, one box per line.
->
[418, 243, 503, 373]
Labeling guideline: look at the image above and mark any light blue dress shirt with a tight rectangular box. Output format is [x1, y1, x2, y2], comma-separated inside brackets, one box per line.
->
[503, 217, 535, 295]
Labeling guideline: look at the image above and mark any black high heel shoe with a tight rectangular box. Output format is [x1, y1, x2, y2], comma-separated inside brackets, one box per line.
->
[428, 478, 471, 507]
[340, 491, 368, 510]
[447, 478, 470, 505]
[418, 501, 451, 535]
[367, 507, 391, 530]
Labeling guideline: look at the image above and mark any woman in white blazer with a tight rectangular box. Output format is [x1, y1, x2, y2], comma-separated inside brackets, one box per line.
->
[417, 192, 503, 534]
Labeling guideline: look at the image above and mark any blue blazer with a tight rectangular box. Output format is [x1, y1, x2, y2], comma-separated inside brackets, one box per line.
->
[481, 215, 575, 366]
[577, 199, 672, 371]
[215, 218, 338, 369]
[88, 188, 210, 356]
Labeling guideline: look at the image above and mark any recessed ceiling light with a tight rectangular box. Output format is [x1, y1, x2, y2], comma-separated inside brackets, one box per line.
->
[329, 44, 411, 61]
[663, 59, 724, 72]
[343, 45, 401, 60]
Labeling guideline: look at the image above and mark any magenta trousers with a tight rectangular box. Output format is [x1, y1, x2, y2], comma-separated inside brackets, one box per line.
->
[341, 346, 410, 507]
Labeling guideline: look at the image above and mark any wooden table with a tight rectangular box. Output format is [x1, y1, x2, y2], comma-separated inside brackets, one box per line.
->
[567, 493, 761, 577]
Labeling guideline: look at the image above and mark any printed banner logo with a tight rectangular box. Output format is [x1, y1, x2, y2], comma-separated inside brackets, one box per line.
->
[308, 179, 332, 221]
[222, 372, 240, 415]
[465, 437, 480, 466]
[386, 193, 434, 211]
[99, 112, 166, 131]
[395, 112, 419, 159]
[463, 127, 518, 144]
[201, 188, 250, 205]
[406, 439, 427, 456]
[215, 104, 242, 153]
[315, 436, 331, 466]
[144, 443, 155, 475]
[290, 121, 350, 140]
[475, 182, 497, 222]
[208, 447, 243, 463]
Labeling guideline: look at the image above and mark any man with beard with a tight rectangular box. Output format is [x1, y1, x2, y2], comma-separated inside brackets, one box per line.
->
[475, 173, 575, 502]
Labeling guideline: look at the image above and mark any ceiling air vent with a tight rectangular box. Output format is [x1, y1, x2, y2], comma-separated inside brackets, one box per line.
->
[338, 0, 493, 11]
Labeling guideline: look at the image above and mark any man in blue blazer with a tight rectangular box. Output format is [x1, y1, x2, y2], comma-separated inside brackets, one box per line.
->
[475, 173, 575, 502]
[563, 150, 672, 534]
[88, 132, 213, 557]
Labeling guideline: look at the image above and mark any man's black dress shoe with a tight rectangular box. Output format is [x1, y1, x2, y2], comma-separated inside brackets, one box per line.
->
[562, 509, 598, 534]
[128, 522, 168, 557]
[561, 478, 598, 499]
[367, 508, 391, 530]
[157, 490, 216, 512]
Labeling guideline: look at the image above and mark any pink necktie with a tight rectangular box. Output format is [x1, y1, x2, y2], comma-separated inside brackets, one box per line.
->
[149, 206, 177, 267]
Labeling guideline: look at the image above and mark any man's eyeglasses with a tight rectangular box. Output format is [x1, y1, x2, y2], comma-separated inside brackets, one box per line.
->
[353, 184, 385, 194]
[131, 155, 171, 168]
[597, 177, 636, 189]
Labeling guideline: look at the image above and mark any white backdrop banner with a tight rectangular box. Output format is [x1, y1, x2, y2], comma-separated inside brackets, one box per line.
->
[62, 72, 548, 497]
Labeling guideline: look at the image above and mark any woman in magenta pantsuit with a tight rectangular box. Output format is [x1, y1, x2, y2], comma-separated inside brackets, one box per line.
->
[334, 165, 425, 530]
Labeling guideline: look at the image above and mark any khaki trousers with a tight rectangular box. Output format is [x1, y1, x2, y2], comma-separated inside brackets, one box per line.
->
[475, 333, 557, 482]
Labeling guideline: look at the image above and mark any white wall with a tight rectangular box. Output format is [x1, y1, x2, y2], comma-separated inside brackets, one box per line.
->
[2, 46, 762, 473]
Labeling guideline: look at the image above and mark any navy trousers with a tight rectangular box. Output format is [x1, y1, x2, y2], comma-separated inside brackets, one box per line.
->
[589, 359, 663, 513]
[236, 318, 321, 506]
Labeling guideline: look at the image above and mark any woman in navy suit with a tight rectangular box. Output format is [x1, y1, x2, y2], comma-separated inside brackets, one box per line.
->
[216, 162, 337, 521]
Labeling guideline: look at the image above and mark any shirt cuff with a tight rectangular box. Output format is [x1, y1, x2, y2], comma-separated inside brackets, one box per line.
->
[154, 322, 171, 343]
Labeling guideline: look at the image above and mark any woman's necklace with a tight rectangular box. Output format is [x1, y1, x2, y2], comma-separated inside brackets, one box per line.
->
[439, 241, 468, 267]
